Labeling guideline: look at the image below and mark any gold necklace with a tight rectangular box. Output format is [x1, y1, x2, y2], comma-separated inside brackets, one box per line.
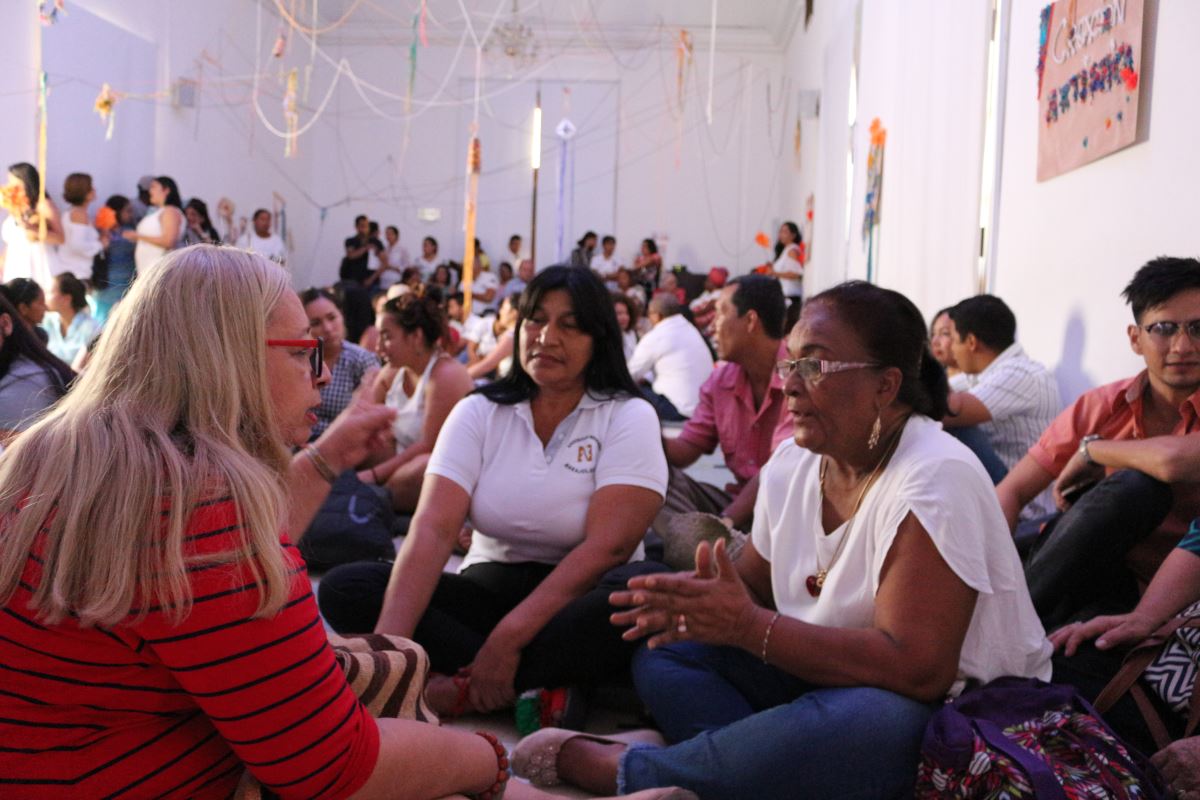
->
[806, 419, 906, 597]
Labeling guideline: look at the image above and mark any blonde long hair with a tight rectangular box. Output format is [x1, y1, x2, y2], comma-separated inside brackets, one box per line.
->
[0, 245, 294, 627]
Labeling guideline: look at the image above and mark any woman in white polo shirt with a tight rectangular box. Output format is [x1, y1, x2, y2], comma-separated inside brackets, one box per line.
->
[319, 266, 669, 716]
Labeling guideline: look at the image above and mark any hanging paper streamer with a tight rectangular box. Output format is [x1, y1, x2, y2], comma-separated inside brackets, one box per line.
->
[461, 134, 481, 317]
[38, 0, 65, 25]
[862, 118, 887, 282]
[283, 68, 299, 158]
[419, 0, 428, 47]
[272, 28, 289, 59]
[802, 194, 815, 267]
[674, 30, 693, 168]
[93, 83, 118, 140]
[407, 10, 420, 113]
[36, 70, 48, 243]
[554, 116, 577, 264]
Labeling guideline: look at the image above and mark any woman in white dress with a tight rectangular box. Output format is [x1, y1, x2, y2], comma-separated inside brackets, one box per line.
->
[56, 173, 103, 280]
[770, 221, 804, 316]
[1, 163, 63, 290]
[124, 176, 183, 276]
[360, 293, 473, 512]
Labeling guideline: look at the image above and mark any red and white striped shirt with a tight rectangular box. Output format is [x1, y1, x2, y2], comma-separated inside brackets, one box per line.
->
[0, 497, 379, 799]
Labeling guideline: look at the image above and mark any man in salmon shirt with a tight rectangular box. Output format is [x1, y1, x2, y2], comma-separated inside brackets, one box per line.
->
[997, 257, 1200, 634]
[653, 276, 791, 539]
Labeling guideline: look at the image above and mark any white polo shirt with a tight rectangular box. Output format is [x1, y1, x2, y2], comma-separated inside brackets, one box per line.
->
[626, 314, 714, 417]
[427, 392, 668, 569]
[752, 415, 1052, 693]
[469, 269, 501, 313]
[237, 232, 288, 265]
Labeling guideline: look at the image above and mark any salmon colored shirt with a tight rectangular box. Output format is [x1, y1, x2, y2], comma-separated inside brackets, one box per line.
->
[1027, 370, 1200, 583]
[676, 344, 793, 496]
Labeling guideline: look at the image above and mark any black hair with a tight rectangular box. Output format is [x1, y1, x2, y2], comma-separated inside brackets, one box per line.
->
[1, 278, 44, 310]
[498, 261, 514, 279]
[154, 176, 183, 209]
[252, 208, 270, 221]
[0, 291, 73, 397]
[62, 173, 93, 206]
[185, 198, 221, 243]
[7, 163, 40, 206]
[354, 214, 368, 225]
[447, 291, 465, 306]
[382, 294, 446, 348]
[774, 221, 802, 260]
[386, 225, 399, 237]
[424, 236, 438, 251]
[947, 295, 1016, 352]
[54, 272, 88, 313]
[401, 266, 422, 284]
[509, 234, 522, 244]
[368, 221, 379, 234]
[477, 266, 641, 405]
[577, 231, 597, 248]
[105, 194, 131, 216]
[641, 238, 658, 255]
[602, 235, 615, 246]
[807, 280, 950, 421]
[299, 286, 342, 312]
[1122, 257, 1200, 323]
[728, 275, 787, 339]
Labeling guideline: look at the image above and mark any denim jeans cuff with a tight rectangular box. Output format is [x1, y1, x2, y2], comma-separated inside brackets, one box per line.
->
[616, 741, 660, 795]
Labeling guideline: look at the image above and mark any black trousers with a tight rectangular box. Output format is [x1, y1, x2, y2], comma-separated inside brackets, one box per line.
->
[318, 559, 668, 691]
[1023, 469, 1172, 631]
[1026, 469, 1176, 756]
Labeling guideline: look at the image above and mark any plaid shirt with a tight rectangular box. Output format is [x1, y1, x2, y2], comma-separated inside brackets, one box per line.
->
[311, 342, 380, 439]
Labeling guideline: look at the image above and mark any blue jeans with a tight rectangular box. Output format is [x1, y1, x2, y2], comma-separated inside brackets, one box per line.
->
[945, 425, 1008, 484]
[620, 642, 932, 799]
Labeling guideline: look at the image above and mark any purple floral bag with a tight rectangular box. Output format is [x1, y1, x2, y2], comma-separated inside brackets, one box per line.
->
[914, 677, 1166, 799]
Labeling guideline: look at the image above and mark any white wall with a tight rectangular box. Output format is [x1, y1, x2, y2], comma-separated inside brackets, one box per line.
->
[993, 0, 1200, 396]
[780, 0, 991, 317]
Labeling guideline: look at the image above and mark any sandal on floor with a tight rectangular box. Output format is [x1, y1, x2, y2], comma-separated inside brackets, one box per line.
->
[511, 727, 666, 787]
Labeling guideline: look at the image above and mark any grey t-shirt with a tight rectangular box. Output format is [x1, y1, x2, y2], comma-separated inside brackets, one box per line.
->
[0, 356, 61, 431]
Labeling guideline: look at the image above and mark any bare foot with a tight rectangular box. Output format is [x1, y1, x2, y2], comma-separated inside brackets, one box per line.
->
[424, 673, 472, 717]
[557, 737, 626, 795]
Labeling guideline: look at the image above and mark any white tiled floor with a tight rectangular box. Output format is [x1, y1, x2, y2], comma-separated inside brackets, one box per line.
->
[312, 446, 733, 797]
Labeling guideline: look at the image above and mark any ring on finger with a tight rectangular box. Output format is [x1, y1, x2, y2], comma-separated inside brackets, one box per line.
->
[676, 614, 688, 634]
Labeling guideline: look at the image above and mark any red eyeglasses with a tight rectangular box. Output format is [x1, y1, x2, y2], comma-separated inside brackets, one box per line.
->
[267, 338, 324, 379]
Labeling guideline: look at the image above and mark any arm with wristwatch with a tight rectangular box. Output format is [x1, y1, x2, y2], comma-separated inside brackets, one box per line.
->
[1052, 432, 1200, 511]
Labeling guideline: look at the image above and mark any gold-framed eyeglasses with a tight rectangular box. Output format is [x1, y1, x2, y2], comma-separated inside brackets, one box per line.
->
[774, 357, 881, 385]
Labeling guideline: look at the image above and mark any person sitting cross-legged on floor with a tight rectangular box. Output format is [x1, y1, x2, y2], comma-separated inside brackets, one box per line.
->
[940, 294, 1060, 499]
[998, 257, 1200, 634]
[512, 281, 1051, 800]
[654, 275, 791, 541]
[318, 266, 671, 718]
[627, 294, 714, 422]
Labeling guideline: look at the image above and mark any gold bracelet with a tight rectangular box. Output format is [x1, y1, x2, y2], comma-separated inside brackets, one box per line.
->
[303, 444, 337, 484]
[761, 611, 782, 664]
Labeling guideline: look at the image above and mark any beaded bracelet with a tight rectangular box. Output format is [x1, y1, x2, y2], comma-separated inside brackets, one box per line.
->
[471, 730, 510, 800]
[761, 611, 782, 664]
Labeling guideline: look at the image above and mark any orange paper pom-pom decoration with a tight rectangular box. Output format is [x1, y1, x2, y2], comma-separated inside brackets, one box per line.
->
[95, 206, 117, 231]
[754, 231, 771, 248]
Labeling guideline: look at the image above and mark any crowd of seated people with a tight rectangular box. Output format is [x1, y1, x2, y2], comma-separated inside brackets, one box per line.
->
[6, 162, 1200, 799]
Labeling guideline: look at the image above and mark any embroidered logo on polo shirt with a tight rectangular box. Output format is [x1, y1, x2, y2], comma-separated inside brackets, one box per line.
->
[564, 435, 602, 473]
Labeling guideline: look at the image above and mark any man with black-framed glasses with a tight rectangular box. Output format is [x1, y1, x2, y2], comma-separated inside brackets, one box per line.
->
[996, 256, 1200, 754]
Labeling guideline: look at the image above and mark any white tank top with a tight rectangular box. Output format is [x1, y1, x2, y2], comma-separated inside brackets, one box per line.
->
[135, 207, 181, 275]
[386, 353, 441, 451]
[774, 242, 804, 299]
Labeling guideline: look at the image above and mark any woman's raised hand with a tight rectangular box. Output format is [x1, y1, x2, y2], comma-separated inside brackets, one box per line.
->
[316, 368, 395, 472]
[610, 538, 759, 650]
